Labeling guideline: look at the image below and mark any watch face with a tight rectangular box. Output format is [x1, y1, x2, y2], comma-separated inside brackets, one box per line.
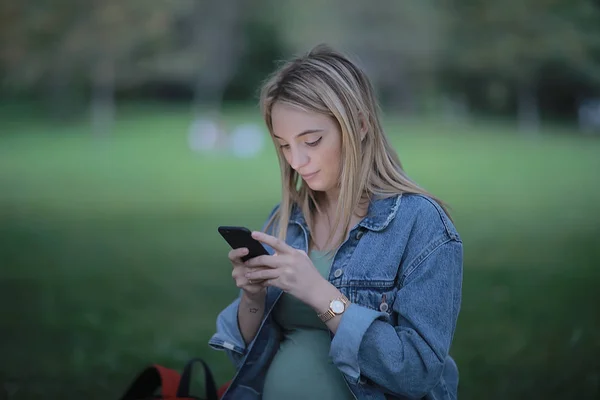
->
[331, 300, 345, 314]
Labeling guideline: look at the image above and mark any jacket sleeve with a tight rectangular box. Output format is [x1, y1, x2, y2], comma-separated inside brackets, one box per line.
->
[207, 204, 281, 367]
[329, 237, 463, 398]
[208, 295, 247, 368]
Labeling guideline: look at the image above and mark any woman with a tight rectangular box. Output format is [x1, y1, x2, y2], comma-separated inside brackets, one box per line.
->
[209, 44, 463, 400]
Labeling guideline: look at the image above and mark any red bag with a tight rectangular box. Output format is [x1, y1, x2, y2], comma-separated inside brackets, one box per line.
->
[120, 358, 230, 400]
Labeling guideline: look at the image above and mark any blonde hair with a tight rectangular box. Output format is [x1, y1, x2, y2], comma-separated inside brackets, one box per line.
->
[260, 44, 450, 252]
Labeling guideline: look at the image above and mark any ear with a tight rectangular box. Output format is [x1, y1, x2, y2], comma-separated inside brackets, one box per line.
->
[359, 113, 368, 141]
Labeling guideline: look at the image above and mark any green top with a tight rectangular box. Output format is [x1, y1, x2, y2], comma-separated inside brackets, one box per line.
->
[262, 250, 355, 400]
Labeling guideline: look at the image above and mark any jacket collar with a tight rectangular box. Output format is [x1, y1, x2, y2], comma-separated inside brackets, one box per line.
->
[289, 193, 402, 232]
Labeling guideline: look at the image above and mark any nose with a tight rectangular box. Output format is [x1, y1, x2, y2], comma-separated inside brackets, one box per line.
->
[288, 147, 309, 171]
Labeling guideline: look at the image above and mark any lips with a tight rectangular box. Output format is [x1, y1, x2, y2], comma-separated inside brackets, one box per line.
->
[301, 171, 319, 180]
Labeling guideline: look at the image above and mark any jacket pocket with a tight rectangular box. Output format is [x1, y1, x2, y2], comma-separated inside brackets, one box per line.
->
[347, 280, 398, 316]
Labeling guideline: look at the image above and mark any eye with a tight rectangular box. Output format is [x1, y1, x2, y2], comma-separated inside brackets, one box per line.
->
[279, 144, 290, 150]
[306, 137, 322, 147]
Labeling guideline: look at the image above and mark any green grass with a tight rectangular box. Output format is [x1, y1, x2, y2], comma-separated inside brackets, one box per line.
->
[1, 103, 599, 399]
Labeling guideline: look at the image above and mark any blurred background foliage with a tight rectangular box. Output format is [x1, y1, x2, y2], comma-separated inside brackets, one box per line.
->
[2, 0, 600, 132]
[1, 1, 600, 400]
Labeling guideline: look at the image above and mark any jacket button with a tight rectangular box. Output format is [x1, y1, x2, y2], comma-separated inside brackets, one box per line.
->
[333, 268, 343, 278]
[355, 230, 364, 240]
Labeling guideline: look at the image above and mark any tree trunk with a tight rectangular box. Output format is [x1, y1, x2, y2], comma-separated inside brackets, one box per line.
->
[387, 74, 416, 115]
[516, 80, 540, 134]
[192, 77, 227, 119]
[90, 58, 115, 137]
[190, 0, 243, 118]
[188, 0, 244, 151]
[47, 61, 77, 122]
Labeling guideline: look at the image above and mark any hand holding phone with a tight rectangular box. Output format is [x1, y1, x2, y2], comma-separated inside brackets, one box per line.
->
[218, 226, 269, 262]
[219, 226, 270, 296]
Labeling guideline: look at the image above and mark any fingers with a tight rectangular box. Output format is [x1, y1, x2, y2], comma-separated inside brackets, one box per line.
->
[228, 247, 248, 264]
[244, 254, 278, 269]
[246, 278, 265, 286]
[233, 269, 263, 288]
[232, 264, 268, 286]
[228, 241, 286, 291]
[251, 231, 292, 254]
[246, 268, 279, 282]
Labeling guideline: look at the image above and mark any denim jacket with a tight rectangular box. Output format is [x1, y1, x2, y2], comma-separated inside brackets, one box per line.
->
[209, 193, 463, 399]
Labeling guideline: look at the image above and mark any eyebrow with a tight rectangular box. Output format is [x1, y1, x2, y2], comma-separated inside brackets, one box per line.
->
[272, 129, 324, 140]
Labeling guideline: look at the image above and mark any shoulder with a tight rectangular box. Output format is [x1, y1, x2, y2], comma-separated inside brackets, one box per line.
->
[386, 194, 463, 278]
[393, 193, 461, 243]
[261, 202, 296, 237]
[260, 203, 281, 233]
[266, 202, 282, 219]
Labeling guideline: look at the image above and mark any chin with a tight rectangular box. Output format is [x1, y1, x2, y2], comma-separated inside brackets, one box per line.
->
[303, 180, 324, 191]
[304, 180, 334, 193]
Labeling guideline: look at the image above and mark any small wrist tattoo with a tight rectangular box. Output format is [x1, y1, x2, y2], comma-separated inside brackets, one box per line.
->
[249, 307, 259, 313]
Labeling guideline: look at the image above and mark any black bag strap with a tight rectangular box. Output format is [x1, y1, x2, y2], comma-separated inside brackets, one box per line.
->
[176, 358, 218, 400]
[120, 364, 180, 400]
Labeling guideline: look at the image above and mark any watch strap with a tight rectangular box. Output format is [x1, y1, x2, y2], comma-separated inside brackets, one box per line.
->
[317, 294, 350, 323]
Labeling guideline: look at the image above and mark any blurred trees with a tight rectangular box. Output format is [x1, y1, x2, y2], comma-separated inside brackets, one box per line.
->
[1, 0, 179, 133]
[1, 0, 599, 133]
[272, 0, 447, 114]
[445, 0, 600, 132]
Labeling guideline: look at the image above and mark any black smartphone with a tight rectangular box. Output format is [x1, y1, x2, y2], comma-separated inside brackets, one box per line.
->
[218, 226, 269, 262]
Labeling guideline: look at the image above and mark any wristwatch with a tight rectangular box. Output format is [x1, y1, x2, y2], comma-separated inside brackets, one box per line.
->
[317, 294, 350, 322]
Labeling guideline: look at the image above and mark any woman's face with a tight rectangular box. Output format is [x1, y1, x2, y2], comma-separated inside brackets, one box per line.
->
[270, 102, 343, 194]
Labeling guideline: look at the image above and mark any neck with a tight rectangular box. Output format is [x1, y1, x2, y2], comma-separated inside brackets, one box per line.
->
[310, 190, 369, 252]
[320, 188, 369, 214]
[320, 188, 340, 215]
